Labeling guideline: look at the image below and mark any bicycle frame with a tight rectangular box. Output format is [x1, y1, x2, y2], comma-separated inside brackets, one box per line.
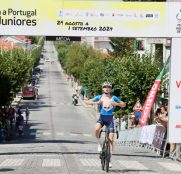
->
[99, 127, 119, 172]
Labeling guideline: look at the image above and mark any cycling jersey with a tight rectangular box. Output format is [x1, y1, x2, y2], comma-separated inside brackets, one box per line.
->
[92, 94, 121, 133]
[91, 95, 121, 116]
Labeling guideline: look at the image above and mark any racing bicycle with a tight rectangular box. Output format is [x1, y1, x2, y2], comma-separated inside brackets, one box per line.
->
[99, 127, 119, 172]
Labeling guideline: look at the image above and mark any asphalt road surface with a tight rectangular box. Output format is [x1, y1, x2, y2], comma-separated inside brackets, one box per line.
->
[0, 41, 181, 174]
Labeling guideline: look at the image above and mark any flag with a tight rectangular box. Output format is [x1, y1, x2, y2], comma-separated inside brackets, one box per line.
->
[140, 58, 170, 126]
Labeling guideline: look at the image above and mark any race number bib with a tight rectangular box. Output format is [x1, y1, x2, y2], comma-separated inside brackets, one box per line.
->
[101, 97, 113, 111]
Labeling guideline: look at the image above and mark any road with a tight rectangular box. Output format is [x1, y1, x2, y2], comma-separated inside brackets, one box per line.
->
[0, 41, 181, 174]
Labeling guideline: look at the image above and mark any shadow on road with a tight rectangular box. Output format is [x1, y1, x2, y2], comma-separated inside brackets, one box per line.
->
[110, 169, 156, 173]
[114, 153, 160, 159]
[0, 168, 15, 172]
[0, 150, 160, 160]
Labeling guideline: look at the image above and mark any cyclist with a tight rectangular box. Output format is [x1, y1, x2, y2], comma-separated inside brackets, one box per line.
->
[86, 81, 126, 167]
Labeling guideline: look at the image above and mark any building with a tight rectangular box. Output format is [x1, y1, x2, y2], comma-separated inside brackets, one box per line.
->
[2, 36, 31, 50]
[0, 39, 19, 52]
[81, 37, 112, 53]
[135, 38, 171, 65]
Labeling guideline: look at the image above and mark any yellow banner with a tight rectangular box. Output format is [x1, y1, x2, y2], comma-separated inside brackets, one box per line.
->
[0, 0, 180, 37]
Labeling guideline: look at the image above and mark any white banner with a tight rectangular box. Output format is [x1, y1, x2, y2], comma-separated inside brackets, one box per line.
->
[0, 1, 181, 37]
[168, 3, 181, 37]
[169, 38, 181, 143]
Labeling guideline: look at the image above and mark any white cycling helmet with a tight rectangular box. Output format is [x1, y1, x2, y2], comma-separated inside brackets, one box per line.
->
[102, 81, 112, 88]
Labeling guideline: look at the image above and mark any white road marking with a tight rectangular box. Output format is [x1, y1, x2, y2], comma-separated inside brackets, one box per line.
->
[69, 133, 78, 136]
[158, 162, 181, 172]
[86, 170, 103, 172]
[43, 132, 51, 136]
[80, 159, 100, 167]
[36, 130, 43, 134]
[118, 160, 148, 170]
[0, 159, 24, 167]
[83, 134, 92, 137]
[56, 132, 65, 136]
[42, 159, 61, 167]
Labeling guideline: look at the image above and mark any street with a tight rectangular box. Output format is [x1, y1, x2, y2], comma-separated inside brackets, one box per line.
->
[0, 41, 181, 174]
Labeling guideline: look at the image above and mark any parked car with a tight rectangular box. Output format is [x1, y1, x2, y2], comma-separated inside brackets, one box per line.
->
[22, 86, 38, 100]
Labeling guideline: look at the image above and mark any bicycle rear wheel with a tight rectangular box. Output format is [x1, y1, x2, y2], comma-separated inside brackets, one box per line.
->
[105, 140, 111, 172]
[101, 143, 106, 170]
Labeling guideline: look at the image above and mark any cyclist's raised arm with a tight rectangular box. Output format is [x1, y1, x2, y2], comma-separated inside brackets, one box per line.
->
[85, 95, 102, 105]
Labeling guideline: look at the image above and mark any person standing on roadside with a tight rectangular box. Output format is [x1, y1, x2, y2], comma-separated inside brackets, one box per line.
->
[120, 116, 127, 131]
[25, 107, 30, 125]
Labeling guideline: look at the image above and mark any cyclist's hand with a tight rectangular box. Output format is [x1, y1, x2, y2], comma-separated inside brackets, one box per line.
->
[96, 100, 103, 105]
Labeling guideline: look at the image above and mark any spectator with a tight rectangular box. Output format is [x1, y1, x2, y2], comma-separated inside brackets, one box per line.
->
[155, 104, 177, 159]
[25, 107, 30, 125]
[157, 105, 168, 128]
[113, 116, 119, 131]
[17, 106, 22, 116]
[128, 115, 135, 129]
[7, 107, 15, 131]
[120, 116, 127, 131]
[133, 116, 140, 127]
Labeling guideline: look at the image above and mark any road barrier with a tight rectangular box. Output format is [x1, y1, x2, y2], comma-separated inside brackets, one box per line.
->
[116, 125, 180, 159]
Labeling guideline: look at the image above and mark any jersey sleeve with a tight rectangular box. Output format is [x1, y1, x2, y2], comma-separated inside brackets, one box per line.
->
[112, 96, 121, 103]
[91, 95, 101, 102]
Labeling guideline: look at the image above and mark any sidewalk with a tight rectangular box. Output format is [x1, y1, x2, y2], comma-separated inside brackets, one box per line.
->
[11, 95, 22, 107]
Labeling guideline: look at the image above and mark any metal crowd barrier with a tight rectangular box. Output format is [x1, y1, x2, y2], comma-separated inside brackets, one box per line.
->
[116, 124, 181, 161]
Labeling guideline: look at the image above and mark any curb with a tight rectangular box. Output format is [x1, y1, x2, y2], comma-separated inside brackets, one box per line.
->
[11, 97, 22, 107]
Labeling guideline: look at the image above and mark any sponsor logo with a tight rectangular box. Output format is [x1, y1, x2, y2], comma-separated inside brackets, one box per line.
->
[176, 80, 181, 88]
[176, 9, 181, 22]
[100, 13, 104, 17]
[175, 125, 181, 128]
[90, 13, 98, 17]
[176, 9, 181, 33]
[140, 13, 144, 18]
[59, 10, 63, 17]
[134, 13, 138, 18]
[117, 13, 124, 17]
[146, 14, 154, 18]
[112, 13, 115, 17]
[175, 105, 181, 109]
[140, 81, 160, 125]
[125, 14, 132, 17]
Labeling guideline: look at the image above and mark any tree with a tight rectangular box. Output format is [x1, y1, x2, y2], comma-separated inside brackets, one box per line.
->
[55, 41, 161, 113]
[0, 37, 43, 107]
[109, 37, 135, 58]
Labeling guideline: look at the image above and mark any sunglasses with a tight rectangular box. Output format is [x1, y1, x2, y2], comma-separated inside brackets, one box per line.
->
[103, 86, 112, 89]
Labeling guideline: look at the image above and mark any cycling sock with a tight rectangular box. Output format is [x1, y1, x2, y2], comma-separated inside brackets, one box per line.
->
[98, 138, 102, 145]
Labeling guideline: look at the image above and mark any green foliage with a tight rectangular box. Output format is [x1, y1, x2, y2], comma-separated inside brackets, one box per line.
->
[109, 37, 135, 58]
[0, 37, 43, 106]
[55, 41, 161, 113]
[26, 36, 40, 44]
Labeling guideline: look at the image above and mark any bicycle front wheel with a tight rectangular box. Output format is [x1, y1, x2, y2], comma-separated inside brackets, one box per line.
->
[101, 143, 106, 170]
[105, 140, 111, 172]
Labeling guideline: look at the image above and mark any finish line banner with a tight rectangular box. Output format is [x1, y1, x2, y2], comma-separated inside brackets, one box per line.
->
[0, 1, 180, 37]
